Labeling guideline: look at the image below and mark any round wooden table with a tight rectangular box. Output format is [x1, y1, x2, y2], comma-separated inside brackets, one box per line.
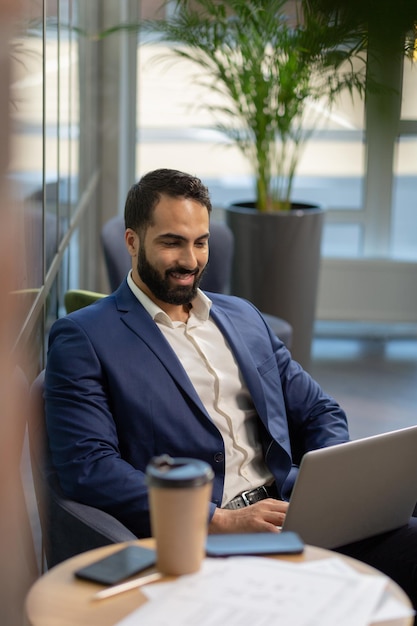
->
[25, 538, 414, 626]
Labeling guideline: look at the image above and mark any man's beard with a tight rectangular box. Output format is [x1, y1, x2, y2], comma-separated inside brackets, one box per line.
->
[137, 246, 205, 305]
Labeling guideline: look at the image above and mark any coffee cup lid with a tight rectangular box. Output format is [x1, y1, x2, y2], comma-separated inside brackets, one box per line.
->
[146, 455, 214, 488]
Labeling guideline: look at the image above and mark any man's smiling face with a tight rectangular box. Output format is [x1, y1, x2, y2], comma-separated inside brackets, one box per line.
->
[127, 193, 210, 315]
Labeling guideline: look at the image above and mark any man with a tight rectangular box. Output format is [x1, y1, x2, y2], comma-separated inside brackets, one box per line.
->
[45, 168, 417, 606]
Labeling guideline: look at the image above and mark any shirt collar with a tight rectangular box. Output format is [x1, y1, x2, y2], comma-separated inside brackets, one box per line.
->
[126, 271, 212, 326]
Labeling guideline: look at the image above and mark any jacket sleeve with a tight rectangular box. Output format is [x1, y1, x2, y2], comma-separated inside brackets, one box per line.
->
[45, 316, 152, 538]
[273, 329, 350, 497]
[280, 348, 349, 456]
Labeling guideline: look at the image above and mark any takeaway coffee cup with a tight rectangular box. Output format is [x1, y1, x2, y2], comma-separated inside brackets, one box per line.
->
[146, 455, 214, 575]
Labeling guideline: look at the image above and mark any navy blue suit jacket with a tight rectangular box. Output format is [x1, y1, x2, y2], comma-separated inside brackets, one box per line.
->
[45, 280, 349, 537]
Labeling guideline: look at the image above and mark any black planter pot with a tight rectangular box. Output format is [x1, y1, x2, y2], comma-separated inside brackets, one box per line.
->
[225, 202, 325, 371]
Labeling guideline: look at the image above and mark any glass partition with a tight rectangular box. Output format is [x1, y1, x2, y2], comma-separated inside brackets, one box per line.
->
[8, 0, 102, 378]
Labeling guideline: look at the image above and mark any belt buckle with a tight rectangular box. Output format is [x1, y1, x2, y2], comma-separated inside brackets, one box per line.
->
[241, 486, 268, 506]
[240, 490, 252, 507]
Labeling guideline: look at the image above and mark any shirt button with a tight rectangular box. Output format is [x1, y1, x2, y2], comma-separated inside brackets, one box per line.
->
[214, 452, 224, 463]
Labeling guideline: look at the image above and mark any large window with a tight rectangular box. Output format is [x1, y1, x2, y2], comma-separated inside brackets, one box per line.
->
[9, 0, 102, 378]
[136, 40, 417, 261]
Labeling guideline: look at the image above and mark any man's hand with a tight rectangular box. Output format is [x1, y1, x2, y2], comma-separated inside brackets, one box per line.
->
[208, 499, 289, 534]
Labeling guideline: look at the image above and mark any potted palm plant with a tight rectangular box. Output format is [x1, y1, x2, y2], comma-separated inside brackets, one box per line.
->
[140, 0, 369, 368]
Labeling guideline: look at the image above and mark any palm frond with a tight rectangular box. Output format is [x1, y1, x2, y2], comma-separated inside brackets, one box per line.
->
[140, 0, 410, 211]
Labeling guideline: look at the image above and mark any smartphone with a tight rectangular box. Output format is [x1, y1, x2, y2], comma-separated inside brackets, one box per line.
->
[205, 531, 304, 557]
[74, 545, 157, 585]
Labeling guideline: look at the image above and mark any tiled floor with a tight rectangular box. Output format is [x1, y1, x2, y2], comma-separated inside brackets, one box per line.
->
[22, 335, 417, 574]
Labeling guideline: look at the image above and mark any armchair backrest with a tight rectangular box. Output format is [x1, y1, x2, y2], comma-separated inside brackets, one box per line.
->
[64, 289, 106, 314]
[101, 216, 128, 293]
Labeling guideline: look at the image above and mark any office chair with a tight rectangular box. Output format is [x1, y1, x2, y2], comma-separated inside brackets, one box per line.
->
[28, 371, 136, 569]
[64, 289, 106, 314]
[101, 216, 293, 348]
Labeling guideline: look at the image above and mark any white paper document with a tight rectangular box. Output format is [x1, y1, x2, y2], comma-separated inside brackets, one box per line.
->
[115, 556, 414, 626]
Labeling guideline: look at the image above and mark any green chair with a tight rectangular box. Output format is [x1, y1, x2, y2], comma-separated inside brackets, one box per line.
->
[64, 290, 106, 314]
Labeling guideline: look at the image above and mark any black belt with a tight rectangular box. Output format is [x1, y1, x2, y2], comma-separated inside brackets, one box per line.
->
[224, 483, 278, 510]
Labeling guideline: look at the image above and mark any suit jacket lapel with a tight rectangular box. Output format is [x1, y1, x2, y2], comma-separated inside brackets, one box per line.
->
[114, 282, 209, 416]
[211, 302, 292, 462]
[114, 283, 269, 429]
[210, 303, 268, 421]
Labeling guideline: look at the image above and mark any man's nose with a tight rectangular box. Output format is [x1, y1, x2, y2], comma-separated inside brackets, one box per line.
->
[179, 246, 198, 269]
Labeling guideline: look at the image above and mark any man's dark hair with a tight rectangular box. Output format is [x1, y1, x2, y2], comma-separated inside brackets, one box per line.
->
[124, 168, 212, 232]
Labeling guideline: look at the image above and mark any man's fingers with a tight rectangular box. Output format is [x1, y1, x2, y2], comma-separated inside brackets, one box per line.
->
[251, 500, 287, 528]
[209, 498, 289, 534]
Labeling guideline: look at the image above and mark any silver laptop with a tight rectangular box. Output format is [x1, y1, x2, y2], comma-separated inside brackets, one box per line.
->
[282, 425, 417, 549]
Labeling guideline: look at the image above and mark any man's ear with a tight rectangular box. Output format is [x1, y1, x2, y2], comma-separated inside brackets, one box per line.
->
[125, 228, 139, 258]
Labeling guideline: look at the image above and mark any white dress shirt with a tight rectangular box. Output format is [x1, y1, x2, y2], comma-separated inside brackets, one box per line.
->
[127, 272, 273, 505]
